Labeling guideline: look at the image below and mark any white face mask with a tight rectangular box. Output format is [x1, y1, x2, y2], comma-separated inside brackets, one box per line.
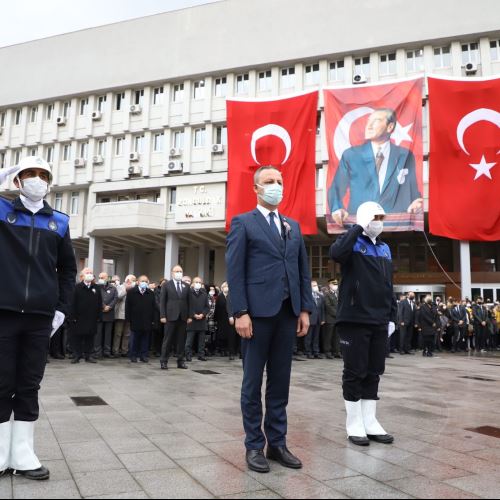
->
[209, 290, 215, 297]
[312, 286, 319, 293]
[365, 220, 384, 241]
[84, 274, 94, 283]
[174, 272, 183, 281]
[330, 285, 338, 292]
[20, 176, 49, 202]
[194, 283, 202, 291]
[222, 287, 229, 294]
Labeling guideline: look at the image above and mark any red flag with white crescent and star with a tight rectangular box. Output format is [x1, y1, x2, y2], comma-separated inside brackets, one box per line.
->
[324, 78, 424, 234]
[428, 76, 500, 241]
[226, 91, 318, 234]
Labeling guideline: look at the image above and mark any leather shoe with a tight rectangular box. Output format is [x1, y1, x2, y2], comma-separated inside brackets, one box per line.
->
[198, 356, 207, 361]
[246, 450, 270, 473]
[52, 354, 65, 360]
[71, 358, 80, 364]
[386, 354, 394, 359]
[326, 354, 333, 360]
[85, 357, 97, 364]
[13, 466, 50, 481]
[266, 446, 302, 469]
[177, 363, 188, 369]
[0, 469, 9, 477]
[160, 362, 168, 370]
[348, 436, 370, 446]
[367, 434, 394, 444]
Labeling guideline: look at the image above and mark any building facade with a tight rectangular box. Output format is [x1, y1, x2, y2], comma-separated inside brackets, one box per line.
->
[1, 0, 499, 299]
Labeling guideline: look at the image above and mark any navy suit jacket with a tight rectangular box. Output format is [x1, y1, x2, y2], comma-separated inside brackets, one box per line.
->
[226, 209, 314, 318]
[328, 141, 421, 215]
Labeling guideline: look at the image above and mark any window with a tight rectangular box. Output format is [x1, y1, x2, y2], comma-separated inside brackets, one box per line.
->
[62, 101, 71, 118]
[153, 87, 164, 105]
[70, 192, 79, 216]
[29, 147, 37, 157]
[79, 98, 89, 116]
[354, 56, 370, 76]
[379, 53, 396, 76]
[97, 95, 107, 113]
[281, 67, 295, 89]
[172, 130, 184, 149]
[461, 42, 480, 65]
[169, 187, 177, 213]
[15, 109, 22, 125]
[79, 142, 88, 159]
[115, 92, 125, 111]
[62, 144, 72, 161]
[13, 150, 21, 165]
[315, 165, 325, 188]
[97, 139, 106, 157]
[0, 152, 5, 169]
[173, 83, 184, 102]
[134, 89, 144, 106]
[54, 193, 63, 212]
[0, 112, 5, 127]
[194, 127, 206, 148]
[45, 104, 54, 121]
[305, 64, 320, 85]
[309, 245, 332, 279]
[316, 112, 322, 136]
[329, 60, 345, 81]
[30, 106, 38, 123]
[434, 46, 451, 68]
[406, 49, 424, 72]
[236, 74, 249, 94]
[45, 146, 54, 163]
[153, 132, 164, 152]
[490, 39, 500, 61]
[214, 77, 227, 97]
[133, 135, 144, 153]
[215, 125, 227, 146]
[115, 137, 124, 156]
[258, 70, 272, 91]
[193, 81, 205, 100]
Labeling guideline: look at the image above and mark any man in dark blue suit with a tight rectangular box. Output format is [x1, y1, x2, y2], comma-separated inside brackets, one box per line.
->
[328, 109, 423, 227]
[226, 166, 314, 474]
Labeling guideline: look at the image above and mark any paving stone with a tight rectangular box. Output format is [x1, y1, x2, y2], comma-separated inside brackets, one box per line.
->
[324, 475, 414, 499]
[388, 476, 481, 499]
[445, 474, 500, 498]
[118, 451, 177, 472]
[149, 432, 214, 459]
[73, 469, 140, 497]
[0, 476, 13, 499]
[220, 491, 283, 499]
[61, 440, 123, 473]
[12, 479, 81, 499]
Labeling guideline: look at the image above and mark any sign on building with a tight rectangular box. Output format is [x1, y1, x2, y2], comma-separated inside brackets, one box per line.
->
[175, 183, 226, 223]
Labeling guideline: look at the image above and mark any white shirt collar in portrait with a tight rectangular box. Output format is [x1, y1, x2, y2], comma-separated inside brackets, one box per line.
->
[256, 205, 282, 238]
[371, 140, 391, 193]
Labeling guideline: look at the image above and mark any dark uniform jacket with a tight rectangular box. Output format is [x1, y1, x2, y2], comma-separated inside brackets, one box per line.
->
[330, 224, 397, 326]
[160, 279, 189, 322]
[187, 288, 210, 332]
[125, 287, 155, 333]
[0, 197, 76, 317]
[398, 299, 417, 326]
[100, 284, 118, 322]
[71, 282, 102, 336]
[324, 290, 338, 324]
[419, 303, 440, 337]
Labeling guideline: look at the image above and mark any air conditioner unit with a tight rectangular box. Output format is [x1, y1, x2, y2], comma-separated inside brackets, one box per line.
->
[92, 155, 104, 165]
[169, 148, 182, 157]
[128, 165, 142, 176]
[129, 104, 142, 115]
[129, 152, 140, 162]
[167, 161, 183, 173]
[353, 73, 368, 84]
[212, 144, 225, 154]
[91, 110, 102, 121]
[74, 158, 86, 168]
[56, 116, 67, 126]
[465, 62, 478, 75]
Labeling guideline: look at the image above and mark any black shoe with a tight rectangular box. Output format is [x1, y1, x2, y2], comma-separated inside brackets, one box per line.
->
[367, 434, 394, 444]
[130, 358, 138, 363]
[314, 354, 323, 359]
[13, 466, 50, 481]
[306, 354, 314, 359]
[326, 354, 334, 360]
[405, 351, 414, 355]
[139, 358, 149, 363]
[428, 351, 434, 357]
[160, 362, 168, 370]
[71, 358, 80, 364]
[0, 469, 9, 477]
[399, 351, 406, 355]
[334, 354, 342, 359]
[198, 356, 207, 361]
[246, 450, 270, 473]
[85, 357, 97, 364]
[186, 356, 192, 362]
[348, 436, 370, 446]
[229, 356, 235, 361]
[422, 350, 427, 357]
[52, 354, 65, 360]
[177, 363, 188, 370]
[121, 353, 129, 358]
[266, 446, 302, 469]
[386, 354, 394, 359]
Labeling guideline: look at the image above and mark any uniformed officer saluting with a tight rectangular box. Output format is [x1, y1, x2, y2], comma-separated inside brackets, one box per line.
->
[0, 157, 77, 480]
[330, 201, 396, 447]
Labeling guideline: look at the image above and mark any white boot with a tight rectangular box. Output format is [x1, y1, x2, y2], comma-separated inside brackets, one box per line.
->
[10, 421, 41, 472]
[0, 421, 12, 474]
[344, 400, 369, 446]
[361, 400, 394, 444]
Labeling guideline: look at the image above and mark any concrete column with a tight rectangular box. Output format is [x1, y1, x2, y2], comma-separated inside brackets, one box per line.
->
[115, 254, 128, 281]
[197, 244, 210, 282]
[164, 233, 180, 279]
[88, 235, 103, 274]
[460, 241, 472, 300]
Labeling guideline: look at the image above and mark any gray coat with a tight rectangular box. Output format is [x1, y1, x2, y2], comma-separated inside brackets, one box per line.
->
[324, 291, 338, 324]
[100, 284, 118, 322]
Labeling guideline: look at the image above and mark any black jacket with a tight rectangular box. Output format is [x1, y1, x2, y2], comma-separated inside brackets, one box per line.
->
[125, 287, 155, 333]
[324, 290, 338, 324]
[398, 299, 417, 326]
[187, 289, 210, 332]
[450, 305, 468, 325]
[100, 284, 118, 322]
[70, 282, 102, 336]
[160, 280, 190, 322]
[0, 197, 77, 317]
[310, 293, 325, 326]
[330, 225, 397, 326]
[419, 303, 439, 337]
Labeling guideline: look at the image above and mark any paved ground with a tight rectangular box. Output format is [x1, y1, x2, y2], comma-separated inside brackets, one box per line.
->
[2, 351, 500, 499]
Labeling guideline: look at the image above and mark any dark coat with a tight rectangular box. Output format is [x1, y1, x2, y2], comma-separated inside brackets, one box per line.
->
[398, 298, 417, 326]
[153, 286, 162, 330]
[324, 290, 338, 324]
[71, 282, 102, 337]
[100, 284, 118, 322]
[125, 287, 155, 333]
[187, 289, 210, 332]
[310, 293, 325, 326]
[160, 279, 189, 322]
[419, 303, 439, 338]
[215, 293, 233, 340]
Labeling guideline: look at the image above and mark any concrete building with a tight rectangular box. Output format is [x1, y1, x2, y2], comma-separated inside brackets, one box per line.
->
[1, 0, 500, 299]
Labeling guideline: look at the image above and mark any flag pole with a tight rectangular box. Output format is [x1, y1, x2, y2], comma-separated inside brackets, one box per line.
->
[460, 241, 472, 300]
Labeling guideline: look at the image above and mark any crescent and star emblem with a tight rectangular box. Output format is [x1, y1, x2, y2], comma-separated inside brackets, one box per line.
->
[250, 124, 292, 166]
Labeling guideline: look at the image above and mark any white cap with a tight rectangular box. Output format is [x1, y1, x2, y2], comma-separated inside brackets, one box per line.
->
[356, 201, 385, 225]
[16, 156, 53, 184]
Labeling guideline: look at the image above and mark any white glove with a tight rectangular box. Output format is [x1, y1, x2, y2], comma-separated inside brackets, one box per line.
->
[357, 211, 374, 231]
[51, 311, 65, 338]
[0, 165, 21, 185]
[388, 322, 396, 337]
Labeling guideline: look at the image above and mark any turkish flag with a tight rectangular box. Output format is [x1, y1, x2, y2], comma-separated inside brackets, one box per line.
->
[428, 77, 500, 241]
[226, 91, 318, 234]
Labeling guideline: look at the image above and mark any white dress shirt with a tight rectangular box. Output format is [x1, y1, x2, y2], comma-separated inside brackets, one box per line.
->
[256, 205, 282, 239]
[371, 141, 391, 193]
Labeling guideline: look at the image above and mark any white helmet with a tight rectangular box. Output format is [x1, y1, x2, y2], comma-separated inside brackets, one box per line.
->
[16, 156, 53, 184]
[356, 201, 385, 228]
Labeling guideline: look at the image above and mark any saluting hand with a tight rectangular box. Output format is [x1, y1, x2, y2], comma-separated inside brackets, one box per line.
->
[297, 312, 310, 337]
[236, 315, 253, 339]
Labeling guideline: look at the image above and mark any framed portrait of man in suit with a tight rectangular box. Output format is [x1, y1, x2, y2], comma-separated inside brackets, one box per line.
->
[324, 78, 425, 234]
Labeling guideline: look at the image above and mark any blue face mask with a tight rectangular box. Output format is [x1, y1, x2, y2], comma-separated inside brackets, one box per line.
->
[257, 182, 284, 206]
[139, 282, 148, 291]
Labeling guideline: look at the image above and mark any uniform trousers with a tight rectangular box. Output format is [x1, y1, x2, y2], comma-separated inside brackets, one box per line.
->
[160, 320, 187, 365]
